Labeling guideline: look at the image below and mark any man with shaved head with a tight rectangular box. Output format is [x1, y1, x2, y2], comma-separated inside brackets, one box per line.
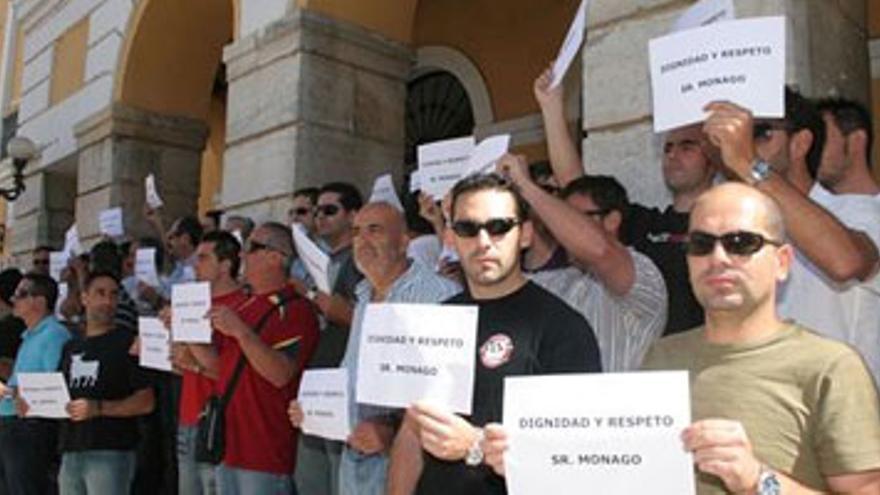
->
[635, 183, 880, 494]
[289, 202, 459, 495]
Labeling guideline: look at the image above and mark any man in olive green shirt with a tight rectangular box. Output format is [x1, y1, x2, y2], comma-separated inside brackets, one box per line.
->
[641, 182, 880, 494]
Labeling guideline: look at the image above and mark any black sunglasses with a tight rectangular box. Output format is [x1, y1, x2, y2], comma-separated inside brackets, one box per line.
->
[686, 230, 783, 257]
[583, 208, 610, 218]
[451, 218, 521, 238]
[289, 207, 312, 217]
[12, 288, 36, 300]
[246, 240, 279, 254]
[315, 204, 342, 217]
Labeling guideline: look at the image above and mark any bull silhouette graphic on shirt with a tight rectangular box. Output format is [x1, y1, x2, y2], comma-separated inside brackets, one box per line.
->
[70, 354, 100, 388]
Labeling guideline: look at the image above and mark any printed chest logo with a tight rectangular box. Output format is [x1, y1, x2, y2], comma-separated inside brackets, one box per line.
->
[70, 353, 100, 388]
[480, 334, 514, 369]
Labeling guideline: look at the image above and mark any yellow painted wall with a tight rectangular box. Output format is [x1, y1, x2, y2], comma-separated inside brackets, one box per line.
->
[116, 0, 233, 120]
[50, 18, 88, 105]
[870, 0, 880, 180]
[298, 0, 417, 44]
[413, 0, 579, 122]
[7, 27, 22, 113]
[199, 90, 226, 215]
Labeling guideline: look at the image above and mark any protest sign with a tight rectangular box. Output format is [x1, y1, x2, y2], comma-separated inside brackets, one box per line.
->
[503, 371, 693, 495]
[298, 368, 351, 442]
[17, 373, 71, 419]
[171, 282, 212, 343]
[139, 317, 172, 372]
[649, 16, 785, 132]
[356, 303, 478, 414]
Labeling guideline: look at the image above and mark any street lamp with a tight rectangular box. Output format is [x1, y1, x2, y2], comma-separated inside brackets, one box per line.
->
[3, 136, 35, 201]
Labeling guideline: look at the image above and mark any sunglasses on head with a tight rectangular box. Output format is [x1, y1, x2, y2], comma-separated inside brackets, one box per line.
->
[686, 230, 783, 257]
[315, 204, 342, 217]
[290, 207, 312, 217]
[450, 218, 521, 238]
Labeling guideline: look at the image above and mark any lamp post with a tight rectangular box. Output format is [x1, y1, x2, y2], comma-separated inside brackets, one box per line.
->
[3, 136, 35, 201]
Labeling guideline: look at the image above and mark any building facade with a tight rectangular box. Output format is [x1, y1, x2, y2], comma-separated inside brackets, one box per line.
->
[0, 0, 875, 264]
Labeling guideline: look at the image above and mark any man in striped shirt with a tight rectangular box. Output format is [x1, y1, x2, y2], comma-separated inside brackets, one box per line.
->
[498, 154, 668, 371]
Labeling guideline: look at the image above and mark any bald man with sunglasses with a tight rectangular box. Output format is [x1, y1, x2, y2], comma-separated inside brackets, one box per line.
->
[635, 183, 880, 495]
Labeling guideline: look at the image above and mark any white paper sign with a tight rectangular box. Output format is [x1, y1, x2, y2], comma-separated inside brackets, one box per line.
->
[135, 248, 160, 288]
[17, 372, 71, 419]
[99, 207, 124, 238]
[467, 134, 511, 174]
[417, 137, 476, 199]
[49, 251, 68, 282]
[503, 371, 694, 495]
[55, 282, 68, 320]
[409, 170, 423, 193]
[292, 225, 332, 294]
[551, 0, 589, 88]
[672, 0, 735, 32]
[171, 282, 212, 343]
[298, 368, 351, 441]
[139, 317, 172, 372]
[648, 16, 785, 133]
[63, 224, 80, 258]
[369, 174, 404, 212]
[356, 303, 479, 414]
[145, 174, 164, 209]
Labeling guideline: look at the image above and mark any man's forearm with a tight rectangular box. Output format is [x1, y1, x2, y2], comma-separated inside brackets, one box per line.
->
[237, 330, 296, 388]
[541, 102, 585, 187]
[188, 344, 219, 379]
[101, 388, 154, 417]
[758, 174, 879, 282]
[388, 416, 424, 495]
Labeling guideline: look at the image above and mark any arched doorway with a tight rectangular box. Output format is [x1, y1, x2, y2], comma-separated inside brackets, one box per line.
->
[404, 71, 475, 170]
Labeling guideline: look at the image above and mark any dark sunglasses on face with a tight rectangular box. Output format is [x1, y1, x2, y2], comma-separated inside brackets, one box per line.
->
[315, 204, 342, 217]
[686, 230, 783, 257]
[12, 288, 35, 300]
[290, 207, 312, 217]
[33, 259, 49, 266]
[450, 218, 521, 238]
[246, 240, 276, 254]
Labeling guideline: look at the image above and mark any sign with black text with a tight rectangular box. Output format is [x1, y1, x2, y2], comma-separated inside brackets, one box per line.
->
[649, 16, 785, 132]
[356, 303, 478, 414]
[503, 371, 694, 495]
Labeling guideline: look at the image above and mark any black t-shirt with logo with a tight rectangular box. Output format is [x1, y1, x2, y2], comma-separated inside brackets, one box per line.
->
[621, 203, 704, 335]
[58, 328, 151, 452]
[416, 281, 602, 495]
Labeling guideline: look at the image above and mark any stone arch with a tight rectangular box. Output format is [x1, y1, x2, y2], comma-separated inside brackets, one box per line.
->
[413, 45, 494, 127]
[113, 0, 235, 120]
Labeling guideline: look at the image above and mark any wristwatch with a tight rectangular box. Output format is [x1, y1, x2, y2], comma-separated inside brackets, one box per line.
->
[464, 428, 485, 466]
[755, 465, 781, 495]
[750, 159, 773, 185]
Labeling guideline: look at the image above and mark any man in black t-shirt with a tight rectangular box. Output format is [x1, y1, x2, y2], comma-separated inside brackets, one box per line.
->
[56, 270, 154, 494]
[533, 68, 717, 335]
[387, 174, 601, 495]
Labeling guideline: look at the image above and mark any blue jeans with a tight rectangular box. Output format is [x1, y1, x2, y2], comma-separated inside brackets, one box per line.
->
[177, 425, 217, 495]
[293, 434, 342, 495]
[216, 464, 295, 495]
[338, 447, 387, 495]
[58, 450, 136, 495]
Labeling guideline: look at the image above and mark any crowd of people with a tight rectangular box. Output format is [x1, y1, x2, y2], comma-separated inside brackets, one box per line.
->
[0, 60, 877, 495]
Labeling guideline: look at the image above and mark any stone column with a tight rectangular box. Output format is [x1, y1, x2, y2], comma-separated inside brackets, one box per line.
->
[73, 104, 208, 246]
[581, 0, 869, 208]
[221, 7, 413, 221]
[9, 158, 77, 263]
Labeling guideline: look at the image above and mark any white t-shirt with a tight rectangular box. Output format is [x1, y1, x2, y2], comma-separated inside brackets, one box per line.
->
[778, 184, 880, 386]
[530, 249, 668, 372]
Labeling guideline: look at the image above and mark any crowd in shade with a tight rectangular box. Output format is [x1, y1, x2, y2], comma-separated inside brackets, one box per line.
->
[0, 9, 878, 495]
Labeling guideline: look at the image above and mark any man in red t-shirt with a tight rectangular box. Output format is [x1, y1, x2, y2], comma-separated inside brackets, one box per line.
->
[167, 230, 247, 495]
[208, 222, 319, 494]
